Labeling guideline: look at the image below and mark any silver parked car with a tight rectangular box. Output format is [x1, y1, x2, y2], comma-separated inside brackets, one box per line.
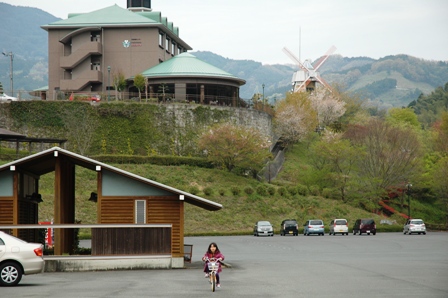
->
[403, 219, 426, 235]
[0, 231, 45, 286]
[303, 219, 325, 236]
[253, 221, 274, 237]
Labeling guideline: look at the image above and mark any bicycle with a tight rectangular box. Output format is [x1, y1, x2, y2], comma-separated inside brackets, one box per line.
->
[204, 257, 221, 292]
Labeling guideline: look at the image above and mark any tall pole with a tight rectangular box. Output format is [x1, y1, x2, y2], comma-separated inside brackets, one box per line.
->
[406, 183, 412, 219]
[107, 66, 111, 102]
[262, 83, 265, 111]
[2, 51, 13, 96]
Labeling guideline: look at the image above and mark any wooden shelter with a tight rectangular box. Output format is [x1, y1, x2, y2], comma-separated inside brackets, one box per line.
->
[0, 147, 222, 260]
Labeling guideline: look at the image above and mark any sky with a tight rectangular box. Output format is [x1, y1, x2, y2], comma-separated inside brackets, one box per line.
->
[3, 0, 448, 64]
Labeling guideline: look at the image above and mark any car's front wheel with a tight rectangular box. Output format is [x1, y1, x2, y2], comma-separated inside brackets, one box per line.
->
[0, 262, 23, 287]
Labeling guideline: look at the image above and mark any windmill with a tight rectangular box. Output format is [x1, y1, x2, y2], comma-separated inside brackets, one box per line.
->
[282, 45, 336, 93]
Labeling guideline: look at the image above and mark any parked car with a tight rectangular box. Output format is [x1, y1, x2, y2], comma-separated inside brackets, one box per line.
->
[253, 221, 274, 237]
[403, 219, 426, 235]
[0, 93, 18, 102]
[0, 231, 45, 286]
[69, 93, 101, 102]
[353, 218, 376, 235]
[280, 219, 299, 236]
[329, 219, 349, 235]
[303, 219, 325, 236]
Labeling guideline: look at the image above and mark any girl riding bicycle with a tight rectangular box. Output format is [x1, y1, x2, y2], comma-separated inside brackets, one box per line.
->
[202, 242, 225, 288]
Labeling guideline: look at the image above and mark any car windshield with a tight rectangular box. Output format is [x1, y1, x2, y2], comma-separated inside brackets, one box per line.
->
[411, 220, 424, 225]
[284, 221, 297, 225]
[362, 219, 374, 224]
[335, 220, 346, 225]
[258, 221, 271, 226]
[310, 220, 323, 225]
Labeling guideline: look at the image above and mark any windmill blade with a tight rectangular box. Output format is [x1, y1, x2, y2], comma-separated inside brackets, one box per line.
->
[315, 74, 333, 91]
[313, 45, 337, 71]
[282, 47, 309, 71]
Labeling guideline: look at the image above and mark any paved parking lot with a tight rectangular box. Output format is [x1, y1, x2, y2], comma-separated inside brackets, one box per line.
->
[3, 233, 448, 297]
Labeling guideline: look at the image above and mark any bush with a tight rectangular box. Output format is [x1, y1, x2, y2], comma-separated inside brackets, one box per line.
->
[230, 186, 240, 195]
[322, 188, 339, 199]
[244, 187, 254, 195]
[287, 186, 297, 196]
[297, 184, 308, 196]
[203, 187, 214, 196]
[278, 187, 287, 196]
[309, 185, 320, 196]
[218, 189, 226, 196]
[267, 186, 276, 195]
[256, 185, 267, 196]
[189, 186, 200, 195]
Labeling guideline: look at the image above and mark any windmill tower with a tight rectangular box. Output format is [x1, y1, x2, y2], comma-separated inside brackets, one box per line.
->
[282, 45, 336, 92]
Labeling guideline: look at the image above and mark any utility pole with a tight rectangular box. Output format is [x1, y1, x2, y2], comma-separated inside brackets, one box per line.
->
[2, 51, 13, 96]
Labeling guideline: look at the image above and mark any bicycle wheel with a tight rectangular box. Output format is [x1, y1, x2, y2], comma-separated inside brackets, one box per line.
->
[211, 272, 216, 292]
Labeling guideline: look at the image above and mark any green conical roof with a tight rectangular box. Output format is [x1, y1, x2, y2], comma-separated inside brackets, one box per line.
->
[141, 53, 245, 85]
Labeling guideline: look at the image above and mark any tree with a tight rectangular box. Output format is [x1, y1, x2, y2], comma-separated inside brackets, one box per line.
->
[158, 83, 169, 102]
[386, 107, 420, 129]
[133, 74, 145, 102]
[61, 104, 98, 155]
[432, 156, 448, 228]
[311, 132, 361, 202]
[344, 118, 422, 203]
[197, 123, 272, 174]
[112, 70, 127, 100]
[274, 92, 317, 145]
[309, 88, 346, 128]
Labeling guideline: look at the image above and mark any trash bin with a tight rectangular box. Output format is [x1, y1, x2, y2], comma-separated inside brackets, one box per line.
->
[184, 244, 193, 263]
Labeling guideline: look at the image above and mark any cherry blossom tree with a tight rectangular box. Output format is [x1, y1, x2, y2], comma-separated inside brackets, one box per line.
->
[309, 89, 346, 127]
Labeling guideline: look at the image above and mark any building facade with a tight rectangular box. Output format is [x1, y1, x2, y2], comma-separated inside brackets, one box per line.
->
[41, 2, 191, 100]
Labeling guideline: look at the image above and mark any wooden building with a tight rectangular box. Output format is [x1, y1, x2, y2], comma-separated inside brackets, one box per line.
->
[0, 147, 222, 263]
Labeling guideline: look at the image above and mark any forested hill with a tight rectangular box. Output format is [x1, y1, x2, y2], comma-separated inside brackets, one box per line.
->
[192, 51, 448, 109]
[1, 2, 447, 109]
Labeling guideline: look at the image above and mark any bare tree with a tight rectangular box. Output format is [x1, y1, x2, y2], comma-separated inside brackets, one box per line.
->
[345, 118, 422, 202]
[62, 104, 98, 155]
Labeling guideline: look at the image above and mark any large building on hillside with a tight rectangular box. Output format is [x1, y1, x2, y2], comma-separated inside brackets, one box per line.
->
[41, 0, 192, 100]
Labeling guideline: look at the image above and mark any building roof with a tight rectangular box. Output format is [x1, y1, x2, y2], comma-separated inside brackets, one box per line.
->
[141, 53, 246, 85]
[41, 5, 188, 48]
[0, 147, 222, 211]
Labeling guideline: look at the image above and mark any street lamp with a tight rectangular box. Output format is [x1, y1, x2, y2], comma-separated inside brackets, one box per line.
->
[406, 183, 412, 219]
[2, 51, 13, 96]
[262, 83, 265, 111]
[107, 66, 111, 102]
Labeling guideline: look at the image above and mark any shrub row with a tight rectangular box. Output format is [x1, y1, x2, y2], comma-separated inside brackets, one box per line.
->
[92, 154, 214, 168]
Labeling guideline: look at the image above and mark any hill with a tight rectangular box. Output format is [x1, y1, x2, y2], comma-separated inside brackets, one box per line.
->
[1, 3, 448, 109]
[0, 2, 59, 94]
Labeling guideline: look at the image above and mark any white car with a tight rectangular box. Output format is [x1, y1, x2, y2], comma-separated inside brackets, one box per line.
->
[403, 219, 426, 235]
[0, 93, 18, 101]
[329, 218, 349, 235]
[0, 231, 45, 286]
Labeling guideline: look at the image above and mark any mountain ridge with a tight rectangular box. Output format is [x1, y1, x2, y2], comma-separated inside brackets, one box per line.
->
[1, 2, 447, 108]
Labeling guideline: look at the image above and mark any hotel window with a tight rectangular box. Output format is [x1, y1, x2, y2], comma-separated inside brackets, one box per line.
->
[171, 42, 176, 55]
[165, 37, 170, 53]
[159, 32, 164, 48]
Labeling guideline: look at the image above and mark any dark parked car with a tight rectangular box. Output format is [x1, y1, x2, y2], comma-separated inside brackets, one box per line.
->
[353, 218, 376, 235]
[280, 219, 299, 236]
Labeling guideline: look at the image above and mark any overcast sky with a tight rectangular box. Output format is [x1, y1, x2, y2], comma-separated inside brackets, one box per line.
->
[3, 0, 448, 64]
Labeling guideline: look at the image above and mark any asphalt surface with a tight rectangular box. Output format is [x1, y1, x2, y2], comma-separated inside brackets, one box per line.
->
[2, 233, 448, 297]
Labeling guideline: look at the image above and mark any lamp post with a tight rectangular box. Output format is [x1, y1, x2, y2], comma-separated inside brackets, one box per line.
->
[262, 83, 265, 111]
[107, 66, 111, 102]
[406, 183, 412, 219]
[2, 51, 13, 96]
